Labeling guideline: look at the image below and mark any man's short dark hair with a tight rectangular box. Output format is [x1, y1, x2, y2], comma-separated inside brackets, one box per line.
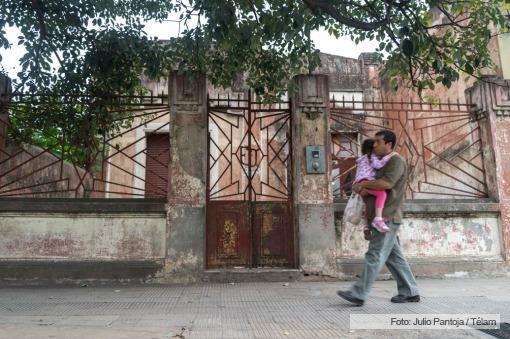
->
[375, 130, 397, 149]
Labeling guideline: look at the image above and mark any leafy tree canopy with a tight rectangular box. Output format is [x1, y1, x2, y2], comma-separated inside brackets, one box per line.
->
[0, 1, 508, 169]
[0, 0, 508, 97]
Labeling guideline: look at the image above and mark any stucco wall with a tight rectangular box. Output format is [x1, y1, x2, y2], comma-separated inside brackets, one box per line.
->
[335, 202, 502, 260]
[0, 212, 166, 260]
[0, 144, 93, 198]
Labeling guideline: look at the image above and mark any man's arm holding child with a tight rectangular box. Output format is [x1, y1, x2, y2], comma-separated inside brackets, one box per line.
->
[353, 155, 404, 193]
[370, 152, 395, 170]
[354, 178, 392, 192]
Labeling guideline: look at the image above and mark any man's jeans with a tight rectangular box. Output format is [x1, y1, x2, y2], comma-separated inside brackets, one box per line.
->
[350, 222, 419, 300]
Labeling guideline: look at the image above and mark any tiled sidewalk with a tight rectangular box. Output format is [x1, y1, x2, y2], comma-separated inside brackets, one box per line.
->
[1, 278, 509, 338]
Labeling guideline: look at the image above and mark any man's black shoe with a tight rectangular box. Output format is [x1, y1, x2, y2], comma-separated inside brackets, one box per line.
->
[336, 290, 364, 306]
[390, 295, 420, 303]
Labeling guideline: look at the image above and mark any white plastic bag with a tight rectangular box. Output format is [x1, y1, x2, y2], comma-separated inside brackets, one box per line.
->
[343, 193, 364, 225]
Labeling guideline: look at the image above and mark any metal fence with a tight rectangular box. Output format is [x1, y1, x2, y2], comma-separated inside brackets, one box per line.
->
[0, 92, 170, 199]
[329, 96, 488, 200]
[0, 91, 489, 201]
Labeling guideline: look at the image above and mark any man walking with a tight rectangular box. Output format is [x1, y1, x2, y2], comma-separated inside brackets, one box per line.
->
[337, 130, 420, 306]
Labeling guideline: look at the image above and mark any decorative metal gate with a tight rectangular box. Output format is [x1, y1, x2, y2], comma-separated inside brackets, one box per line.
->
[0, 92, 170, 199]
[206, 92, 294, 268]
[329, 96, 488, 200]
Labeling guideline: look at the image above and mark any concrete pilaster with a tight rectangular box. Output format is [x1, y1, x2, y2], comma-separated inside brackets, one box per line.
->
[160, 72, 207, 283]
[466, 77, 510, 262]
[291, 75, 336, 276]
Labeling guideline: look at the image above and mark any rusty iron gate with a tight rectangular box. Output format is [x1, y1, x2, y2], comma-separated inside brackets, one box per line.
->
[329, 96, 488, 200]
[206, 92, 294, 268]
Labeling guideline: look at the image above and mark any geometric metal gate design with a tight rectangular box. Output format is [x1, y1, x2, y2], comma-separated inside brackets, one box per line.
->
[329, 96, 488, 200]
[206, 91, 294, 268]
[0, 92, 170, 199]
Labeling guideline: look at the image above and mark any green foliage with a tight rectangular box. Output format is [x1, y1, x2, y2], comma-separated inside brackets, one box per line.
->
[0, 0, 508, 167]
[1, 1, 507, 97]
[375, 0, 509, 93]
[6, 94, 140, 170]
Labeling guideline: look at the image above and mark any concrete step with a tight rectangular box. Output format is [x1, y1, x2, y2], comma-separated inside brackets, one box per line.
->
[202, 268, 302, 283]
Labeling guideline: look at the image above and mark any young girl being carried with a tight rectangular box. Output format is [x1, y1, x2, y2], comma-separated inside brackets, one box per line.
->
[354, 138, 395, 233]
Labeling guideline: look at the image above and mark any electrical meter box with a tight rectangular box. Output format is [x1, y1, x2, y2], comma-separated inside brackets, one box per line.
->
[305, 145, 326, 174]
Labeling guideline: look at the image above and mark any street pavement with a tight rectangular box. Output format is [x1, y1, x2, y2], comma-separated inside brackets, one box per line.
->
[0, 278, 509, 338]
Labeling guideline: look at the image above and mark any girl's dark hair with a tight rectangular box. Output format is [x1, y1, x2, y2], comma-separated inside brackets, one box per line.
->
[361, 138, 375, 156]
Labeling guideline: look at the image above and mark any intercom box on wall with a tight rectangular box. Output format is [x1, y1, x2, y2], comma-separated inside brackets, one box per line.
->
[305, 145, 326, 174]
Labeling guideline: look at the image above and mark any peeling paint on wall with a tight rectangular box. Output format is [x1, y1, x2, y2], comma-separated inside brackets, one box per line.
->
[337, 214, 502, 259]
[0, 213, 166, 260]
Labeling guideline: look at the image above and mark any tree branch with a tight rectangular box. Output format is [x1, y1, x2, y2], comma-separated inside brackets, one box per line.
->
[31, 0, 47, 39]
[302, 0, 387, 31]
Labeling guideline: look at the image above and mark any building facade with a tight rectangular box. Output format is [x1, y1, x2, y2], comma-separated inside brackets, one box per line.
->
[1, 35, 510, 282]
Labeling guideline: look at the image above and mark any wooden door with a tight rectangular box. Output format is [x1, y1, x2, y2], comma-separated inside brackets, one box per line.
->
[145, 133, 169, 198]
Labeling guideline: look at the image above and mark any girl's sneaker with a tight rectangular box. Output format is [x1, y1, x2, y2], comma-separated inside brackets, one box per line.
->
[372, 217, 390, 233]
